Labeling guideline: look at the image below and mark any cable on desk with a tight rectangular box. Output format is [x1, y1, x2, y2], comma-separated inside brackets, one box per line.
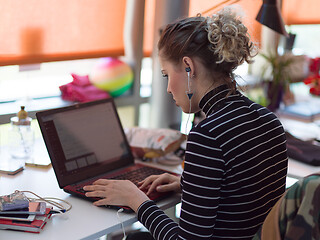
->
[16, 190, 72, 214]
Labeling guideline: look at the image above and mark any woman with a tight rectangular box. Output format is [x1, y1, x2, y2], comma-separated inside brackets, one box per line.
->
[84, 9, 288, 239]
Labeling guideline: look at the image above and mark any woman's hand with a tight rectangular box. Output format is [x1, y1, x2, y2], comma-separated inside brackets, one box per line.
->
[83, 179, 149, 212]
[139, 173, 181, 195]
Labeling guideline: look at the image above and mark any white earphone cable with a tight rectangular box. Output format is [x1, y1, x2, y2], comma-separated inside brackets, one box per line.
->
[16, 190, 72, 213]
[117, 208, 126, 239]
[185, 71, 192, 135]
[185, 98, 192, 135]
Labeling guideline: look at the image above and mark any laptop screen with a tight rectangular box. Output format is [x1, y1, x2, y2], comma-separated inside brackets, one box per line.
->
[36, 99, 134, 188]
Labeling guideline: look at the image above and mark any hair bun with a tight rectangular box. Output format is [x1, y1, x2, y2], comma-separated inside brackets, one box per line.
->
[206, 8, 255, 65]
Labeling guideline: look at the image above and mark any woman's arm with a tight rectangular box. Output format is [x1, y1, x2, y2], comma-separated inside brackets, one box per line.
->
[138, 127, 224, 239]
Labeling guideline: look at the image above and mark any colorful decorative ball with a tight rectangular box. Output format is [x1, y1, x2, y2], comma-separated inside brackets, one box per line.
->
[90, 57, 134, 97]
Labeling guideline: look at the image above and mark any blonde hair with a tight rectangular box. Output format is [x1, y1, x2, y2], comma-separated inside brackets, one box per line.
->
[206, 9, 256, 65]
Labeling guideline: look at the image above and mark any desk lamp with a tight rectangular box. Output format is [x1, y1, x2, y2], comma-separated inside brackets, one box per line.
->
[256, 0, 289, 37]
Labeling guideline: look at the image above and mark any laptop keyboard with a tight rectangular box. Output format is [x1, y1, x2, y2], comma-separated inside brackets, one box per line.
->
[76, 166, 168, 193]
[110, 166, 167, 184]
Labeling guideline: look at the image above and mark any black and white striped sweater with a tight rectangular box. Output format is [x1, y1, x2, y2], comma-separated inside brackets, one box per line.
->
[138, 85, 288, 240]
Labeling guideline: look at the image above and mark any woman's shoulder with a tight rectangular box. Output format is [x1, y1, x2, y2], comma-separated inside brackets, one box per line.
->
[190, 117, 221, 140]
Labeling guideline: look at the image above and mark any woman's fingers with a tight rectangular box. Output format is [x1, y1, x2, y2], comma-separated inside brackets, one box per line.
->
[146, 175, 167, 195]
[155, 182, 178, 192]
[85, 190, 107, 198]
[138, 175, 159, 189]
[92, 178, 110, 185]
[82, 179, 150, 212]
[138, 173, 180, 195]
[83, 184, 106, 192]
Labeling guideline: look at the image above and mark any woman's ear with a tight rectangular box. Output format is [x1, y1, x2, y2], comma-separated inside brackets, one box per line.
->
[182, 56, 195, 76]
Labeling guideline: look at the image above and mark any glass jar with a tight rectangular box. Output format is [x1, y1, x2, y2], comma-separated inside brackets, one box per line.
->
[8, 116, 34, 160]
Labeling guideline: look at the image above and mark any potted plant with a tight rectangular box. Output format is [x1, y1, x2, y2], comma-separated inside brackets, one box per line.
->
[260, 51, 295, 112]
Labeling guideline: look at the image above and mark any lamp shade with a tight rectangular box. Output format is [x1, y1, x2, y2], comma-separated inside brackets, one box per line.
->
[256, 0, 289, 37]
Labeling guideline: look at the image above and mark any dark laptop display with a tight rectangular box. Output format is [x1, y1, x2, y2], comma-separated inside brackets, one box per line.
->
[36, 98, 176, 211]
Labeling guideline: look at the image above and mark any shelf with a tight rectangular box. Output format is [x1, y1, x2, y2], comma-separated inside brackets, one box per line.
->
[0, 95, 150, 125]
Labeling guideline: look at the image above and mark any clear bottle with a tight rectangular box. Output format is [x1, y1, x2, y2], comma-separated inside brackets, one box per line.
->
[8, 106, 34, 160]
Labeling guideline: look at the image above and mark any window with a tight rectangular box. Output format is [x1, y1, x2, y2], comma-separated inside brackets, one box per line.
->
[287, 25, 320, 57]
[0, 56, 152, 127]
[0, 59, 100, 103]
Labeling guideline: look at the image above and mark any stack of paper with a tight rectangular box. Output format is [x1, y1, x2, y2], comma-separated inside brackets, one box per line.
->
[0, 207, 52, 233]
[0, 194, 52, 233]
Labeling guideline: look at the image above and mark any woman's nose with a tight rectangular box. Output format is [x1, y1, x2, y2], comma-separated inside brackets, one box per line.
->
[167, 84, 171, 94]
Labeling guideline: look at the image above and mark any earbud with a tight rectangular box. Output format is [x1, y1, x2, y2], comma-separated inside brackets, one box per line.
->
[185, 66, 193, 100]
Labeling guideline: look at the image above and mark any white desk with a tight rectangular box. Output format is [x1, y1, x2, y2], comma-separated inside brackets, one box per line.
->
[0, 162, 182, 240]
[288, 158, 320, 179]
[1, 122, 320, 239]
[1, 160, 318, 240]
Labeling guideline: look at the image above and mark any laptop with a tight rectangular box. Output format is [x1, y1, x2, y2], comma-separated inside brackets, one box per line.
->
[36, 98, 178, 212]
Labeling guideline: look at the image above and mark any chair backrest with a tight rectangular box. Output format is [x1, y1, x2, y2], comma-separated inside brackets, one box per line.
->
[253, 173, 320, 240]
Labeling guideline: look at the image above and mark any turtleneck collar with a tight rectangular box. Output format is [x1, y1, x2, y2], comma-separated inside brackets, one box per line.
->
[199, 84, 233, 116]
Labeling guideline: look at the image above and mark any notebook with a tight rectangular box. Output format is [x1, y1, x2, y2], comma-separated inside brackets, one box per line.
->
[36, 98, 177, 212]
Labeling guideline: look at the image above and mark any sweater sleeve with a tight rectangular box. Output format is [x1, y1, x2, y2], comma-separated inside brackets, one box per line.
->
[137, 127, 224, 239]
[137, 200, 179, 239]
